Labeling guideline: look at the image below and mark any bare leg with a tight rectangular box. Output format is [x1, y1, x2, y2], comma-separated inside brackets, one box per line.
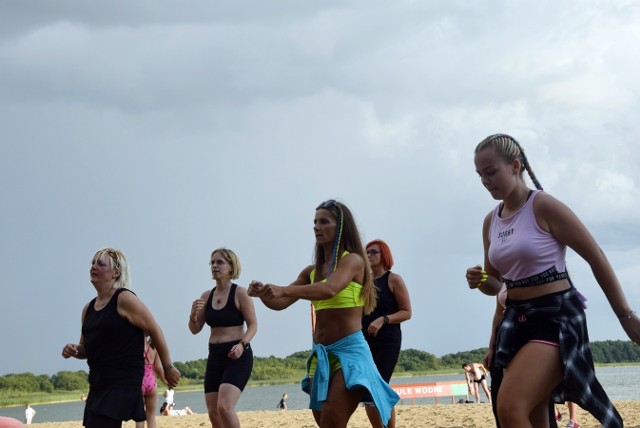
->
[317, 370, 363, 428]
[365, 405, 396, 428]
[497, 343, 562, 428]
[217, 383, 243, 428]
[135, 388, 158, 428]
[567, 401, 579, 426]
[481, 380, 492, 404]
[205, 392, 223, 428]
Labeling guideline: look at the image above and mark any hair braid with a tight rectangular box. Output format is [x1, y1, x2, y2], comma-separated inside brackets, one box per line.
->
[327, 204, 344, 276]
[476, 133, 543, 190]
[509, 136, 543, 190]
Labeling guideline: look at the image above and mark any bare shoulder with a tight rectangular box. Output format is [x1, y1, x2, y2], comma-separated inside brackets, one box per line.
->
[482, 210, 493, 229]
[388, 271, 405, 286]
[235, 284, 249, 297]
[533, 191, 571, 212]
[300, 264, 315, 276]
[117, 289, 140, 305]
[342, 251, 364, 267]
[199, 289, 212, 300]
[532, 191, 578, 224]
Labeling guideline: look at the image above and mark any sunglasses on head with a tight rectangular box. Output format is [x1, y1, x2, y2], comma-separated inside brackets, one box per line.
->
[318, 199, 337, 209]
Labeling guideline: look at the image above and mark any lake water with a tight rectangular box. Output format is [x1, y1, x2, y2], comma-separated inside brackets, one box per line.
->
[1, 365, 638, 423]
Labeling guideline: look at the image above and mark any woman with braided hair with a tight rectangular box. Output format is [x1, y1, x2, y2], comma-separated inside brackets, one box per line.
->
[249, 199, 399, 428]
[465, 134, 640, 428]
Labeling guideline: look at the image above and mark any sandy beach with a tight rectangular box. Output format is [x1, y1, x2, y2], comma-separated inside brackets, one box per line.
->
[28, 401, 640, 427]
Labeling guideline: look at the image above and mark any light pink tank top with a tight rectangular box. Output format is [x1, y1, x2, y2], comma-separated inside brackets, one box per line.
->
[488, 190, 567, 287]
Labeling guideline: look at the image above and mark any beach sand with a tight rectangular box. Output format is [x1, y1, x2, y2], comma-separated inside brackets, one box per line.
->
[30, 400, 640, 427]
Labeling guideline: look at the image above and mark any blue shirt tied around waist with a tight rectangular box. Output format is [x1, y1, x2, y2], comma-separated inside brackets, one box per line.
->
[301, 330, 399, 426]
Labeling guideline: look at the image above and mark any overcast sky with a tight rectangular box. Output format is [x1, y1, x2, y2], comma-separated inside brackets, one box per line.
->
[2, 1, 640, 377]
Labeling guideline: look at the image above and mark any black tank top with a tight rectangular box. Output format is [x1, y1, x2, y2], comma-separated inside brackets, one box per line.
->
[205, 283, 245, 327]
[82, 288, 144, 388]
[362, 271, 402, 347]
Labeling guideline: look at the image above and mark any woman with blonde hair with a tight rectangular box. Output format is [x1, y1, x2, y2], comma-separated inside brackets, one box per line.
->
[466, 134, 639, 427]
[188, 248, 257, 428]
[62, 247, 180, 428]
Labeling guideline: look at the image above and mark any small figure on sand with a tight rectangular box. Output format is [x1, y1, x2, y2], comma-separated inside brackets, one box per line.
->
[277, 393, 288, 411]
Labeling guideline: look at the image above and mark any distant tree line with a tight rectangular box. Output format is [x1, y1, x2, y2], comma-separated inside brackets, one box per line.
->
[2, 340, 638, 395]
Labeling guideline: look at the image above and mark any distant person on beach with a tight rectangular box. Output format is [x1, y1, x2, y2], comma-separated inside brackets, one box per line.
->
[61, 247, 181, 428]
[159, 402, 194, 416]
[466, 134, 640, 427]
[135, 336, 167, 428]
[24, 404, 35, 425]
[462, 363, 491, 404]
[163, 388, 174, 406]
[555, 401, 581, 428]
[277, 393, 288, 411]
[249, 199, 399, 428]
[362, 239, 412, 428]
[188, 247, 257, 428]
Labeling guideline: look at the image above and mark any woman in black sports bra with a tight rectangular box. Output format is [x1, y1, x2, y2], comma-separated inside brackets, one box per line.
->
[188, 247, 257, 428]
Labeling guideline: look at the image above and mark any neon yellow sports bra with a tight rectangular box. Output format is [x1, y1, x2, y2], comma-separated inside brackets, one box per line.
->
[310, 260, 364, 311]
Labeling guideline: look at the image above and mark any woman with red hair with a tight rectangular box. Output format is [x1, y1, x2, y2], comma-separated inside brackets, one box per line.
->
[362, 239, 412, 428]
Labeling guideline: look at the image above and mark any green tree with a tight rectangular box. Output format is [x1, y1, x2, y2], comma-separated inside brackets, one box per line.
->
[51, 371, 89, 391]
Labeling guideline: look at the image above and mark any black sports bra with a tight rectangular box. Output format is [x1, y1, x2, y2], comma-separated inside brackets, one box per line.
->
[205, 283, 245, 327]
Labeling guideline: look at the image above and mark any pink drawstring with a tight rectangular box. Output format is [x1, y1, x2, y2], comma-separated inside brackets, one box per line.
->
[518, 313, 527, 322]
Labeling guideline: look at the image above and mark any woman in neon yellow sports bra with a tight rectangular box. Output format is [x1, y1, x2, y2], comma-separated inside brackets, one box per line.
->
[249, 199, 399, 428]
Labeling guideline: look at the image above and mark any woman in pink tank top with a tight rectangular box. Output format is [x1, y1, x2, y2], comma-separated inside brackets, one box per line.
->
[465, 134, 639, 428]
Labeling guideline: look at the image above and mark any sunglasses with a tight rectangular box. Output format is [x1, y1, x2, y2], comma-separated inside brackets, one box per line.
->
[366, 249, 380, 256]
[317, 199, 337, 209]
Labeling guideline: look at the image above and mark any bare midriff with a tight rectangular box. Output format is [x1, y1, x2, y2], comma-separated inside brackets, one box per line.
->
[507, 278, 572, 301]
[313, 306, 363, 345]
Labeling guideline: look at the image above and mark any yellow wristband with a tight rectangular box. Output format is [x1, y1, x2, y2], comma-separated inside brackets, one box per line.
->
[478, 271, 488, 288]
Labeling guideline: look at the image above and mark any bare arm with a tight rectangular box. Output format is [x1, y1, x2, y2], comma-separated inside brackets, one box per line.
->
[388, 272, 412, 323]
[62, 303, 89, 359]
[253, 254, 364, 302]
[536, 192, 640, 343]
[117, 291, 181, 387]
[188, 289, 210, 335]
[467, 212, 502, 296]
[248, 265, 312, 310]
[366, 272, 412, 337]
[485, 293, 504, 368]
[152, 347, 167, 385]
[237, 286, 258, 343]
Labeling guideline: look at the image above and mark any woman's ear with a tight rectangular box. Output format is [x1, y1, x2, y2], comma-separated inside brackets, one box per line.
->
[512, 159, 522, 174]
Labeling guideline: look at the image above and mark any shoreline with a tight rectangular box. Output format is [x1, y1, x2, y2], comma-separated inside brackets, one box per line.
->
[26, 401, 640, 428]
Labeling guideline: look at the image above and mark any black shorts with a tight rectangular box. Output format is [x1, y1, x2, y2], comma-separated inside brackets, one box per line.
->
[507, 293, 561, 348]
[204, 341, 253, 393]
[367, 344, 400, 383]
[84, 412, 122, 428]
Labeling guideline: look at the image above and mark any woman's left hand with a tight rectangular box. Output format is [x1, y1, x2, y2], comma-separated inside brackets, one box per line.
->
[257, 284, 285, 299]
[228, 343, 244, 360]
[367, 317, 385, 337]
